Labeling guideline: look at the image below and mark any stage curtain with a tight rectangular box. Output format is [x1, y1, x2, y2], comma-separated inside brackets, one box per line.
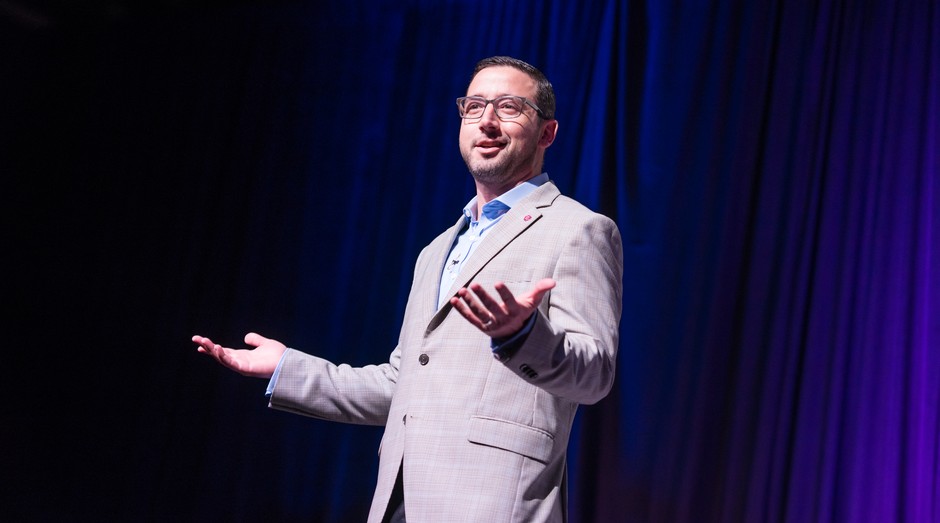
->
[4, 0, 936, 521]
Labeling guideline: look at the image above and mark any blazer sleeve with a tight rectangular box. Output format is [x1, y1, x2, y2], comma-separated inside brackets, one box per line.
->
[266, 345, 400, 426]
[501, 212, 623, 405]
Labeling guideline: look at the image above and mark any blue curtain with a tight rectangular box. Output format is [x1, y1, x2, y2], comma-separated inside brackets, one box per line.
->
[5, 1, 937, 521]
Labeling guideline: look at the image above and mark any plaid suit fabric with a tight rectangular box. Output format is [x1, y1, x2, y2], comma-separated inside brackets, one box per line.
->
[269, 182, 623, 522]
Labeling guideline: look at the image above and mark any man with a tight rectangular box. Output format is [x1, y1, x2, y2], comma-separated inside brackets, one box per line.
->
[193, 56, 623, 522]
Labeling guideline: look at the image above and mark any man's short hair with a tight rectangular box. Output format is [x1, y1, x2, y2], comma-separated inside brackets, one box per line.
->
[471, 56, 556, 120]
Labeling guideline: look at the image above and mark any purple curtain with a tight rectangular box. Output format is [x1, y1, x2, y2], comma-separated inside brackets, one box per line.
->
[579, 2, 940, 521]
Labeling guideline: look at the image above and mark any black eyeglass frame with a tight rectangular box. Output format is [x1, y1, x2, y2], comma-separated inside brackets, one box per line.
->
[455, 95, 551, 120]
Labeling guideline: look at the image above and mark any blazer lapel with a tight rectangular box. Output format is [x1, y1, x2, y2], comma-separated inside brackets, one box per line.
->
[412, 214, 469, 318]
[425, 182, 560, 334]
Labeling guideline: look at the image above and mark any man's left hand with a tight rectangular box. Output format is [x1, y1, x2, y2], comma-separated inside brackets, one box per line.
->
[450, 278, 556, 338]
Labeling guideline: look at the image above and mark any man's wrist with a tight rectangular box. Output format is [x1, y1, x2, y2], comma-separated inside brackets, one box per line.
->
[491, 312, 538, 360]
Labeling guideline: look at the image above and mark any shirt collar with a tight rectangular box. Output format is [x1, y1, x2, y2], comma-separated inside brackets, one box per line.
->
[462, 172, 550, 222]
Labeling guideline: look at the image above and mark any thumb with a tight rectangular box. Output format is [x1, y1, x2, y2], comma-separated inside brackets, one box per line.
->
[534, 278, 556, 292]
[244, 332, 269, 348]
[535, 278, 555, 295]
[529, 278, 556, 303]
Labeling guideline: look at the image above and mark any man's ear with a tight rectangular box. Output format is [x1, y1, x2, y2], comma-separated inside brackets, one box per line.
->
[539, 119, 558, 148]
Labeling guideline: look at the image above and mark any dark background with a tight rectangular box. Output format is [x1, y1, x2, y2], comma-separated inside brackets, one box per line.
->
[4, 0, 938, 521]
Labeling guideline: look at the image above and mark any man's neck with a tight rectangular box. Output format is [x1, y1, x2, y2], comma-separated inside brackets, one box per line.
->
[474, 171, 539, 211]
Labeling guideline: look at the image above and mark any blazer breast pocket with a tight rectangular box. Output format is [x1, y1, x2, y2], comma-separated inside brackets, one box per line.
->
[467, 415, 555, 464]
[473, 268, 535, 296]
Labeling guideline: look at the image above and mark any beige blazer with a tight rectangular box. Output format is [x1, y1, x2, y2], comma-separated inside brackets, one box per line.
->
[269, 182, 623, 522]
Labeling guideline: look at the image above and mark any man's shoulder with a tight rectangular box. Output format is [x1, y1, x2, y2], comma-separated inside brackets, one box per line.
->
[528, 182, 605, 214]
[540, 190, 616, 226]
[549, 192, 596, 213]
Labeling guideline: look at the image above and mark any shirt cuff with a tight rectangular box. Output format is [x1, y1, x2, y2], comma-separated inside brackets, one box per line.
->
[491, 312, 537, 361]
[264, 350, 291, 398]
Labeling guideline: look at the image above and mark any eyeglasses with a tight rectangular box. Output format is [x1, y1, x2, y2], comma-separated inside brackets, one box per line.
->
[456, 95, 549, 120]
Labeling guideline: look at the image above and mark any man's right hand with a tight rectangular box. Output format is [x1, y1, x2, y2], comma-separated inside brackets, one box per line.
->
[192, 332, 286, 379]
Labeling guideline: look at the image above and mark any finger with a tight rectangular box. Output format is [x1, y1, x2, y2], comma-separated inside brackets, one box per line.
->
[468, 283, 504, 315]
[526, 278, 556, 305]
[450, 295, 490, 330]
[493, 283, 519, 313]
[193, 335, 216, 353]
[244, 332, 267, 348]
[459, 288, 493, 323]
[449, 295, 475, 320]
[533, 277, 557, 292]
[216, 350, 238, 371]
[207, 343, 228, 363]
[460, 286, 493, 319]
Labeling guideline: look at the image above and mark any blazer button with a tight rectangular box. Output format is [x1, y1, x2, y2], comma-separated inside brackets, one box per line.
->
[418, 353, 429, 365]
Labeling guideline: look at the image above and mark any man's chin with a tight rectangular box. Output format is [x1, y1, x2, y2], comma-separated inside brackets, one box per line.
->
[468, 164, 509, 184]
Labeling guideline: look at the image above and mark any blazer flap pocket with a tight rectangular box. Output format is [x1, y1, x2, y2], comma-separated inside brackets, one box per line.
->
[467, 415, 554, 464]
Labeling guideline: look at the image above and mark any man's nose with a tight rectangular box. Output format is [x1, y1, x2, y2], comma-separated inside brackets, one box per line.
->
[478, 103, 500, 129]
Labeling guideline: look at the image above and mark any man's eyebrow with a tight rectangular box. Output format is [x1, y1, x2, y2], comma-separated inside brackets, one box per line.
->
[466, 92, 515, 98]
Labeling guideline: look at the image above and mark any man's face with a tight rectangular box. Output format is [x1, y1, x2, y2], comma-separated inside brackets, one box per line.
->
[458, 66, 553, 189]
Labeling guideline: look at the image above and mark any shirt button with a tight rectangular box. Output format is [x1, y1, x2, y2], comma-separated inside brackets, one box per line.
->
[402, 414, 407, 425]
[418, 354, 429, 365]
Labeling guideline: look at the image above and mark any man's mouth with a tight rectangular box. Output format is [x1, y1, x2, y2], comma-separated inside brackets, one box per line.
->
[475, 140, 506, 155]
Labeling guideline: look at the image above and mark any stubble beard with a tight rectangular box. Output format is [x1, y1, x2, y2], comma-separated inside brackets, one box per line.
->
[463, 141, 538, 186]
